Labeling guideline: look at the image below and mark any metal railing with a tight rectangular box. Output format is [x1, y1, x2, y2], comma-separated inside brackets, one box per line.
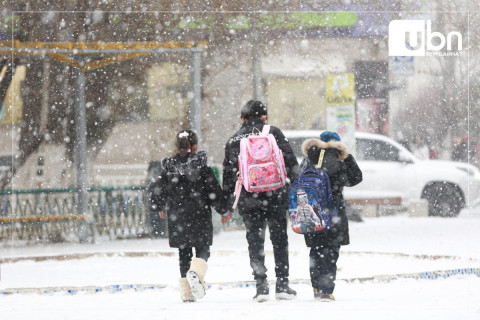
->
[0, 186, 149, 242]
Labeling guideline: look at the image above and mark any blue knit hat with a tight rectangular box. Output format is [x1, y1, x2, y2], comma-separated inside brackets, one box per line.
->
[320, 131, 341, 142]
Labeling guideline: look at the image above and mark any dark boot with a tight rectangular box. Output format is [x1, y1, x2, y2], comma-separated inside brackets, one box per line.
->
[275, 279, 297, 300]
[314, 288, 335, 301]
[253, 280, 269, 302]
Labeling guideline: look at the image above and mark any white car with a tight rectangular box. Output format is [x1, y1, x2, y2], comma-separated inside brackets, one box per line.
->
[283, 130, 480, 217]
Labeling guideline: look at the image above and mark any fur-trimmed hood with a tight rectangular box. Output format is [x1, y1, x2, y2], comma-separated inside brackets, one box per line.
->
[301, 138, 349, 160]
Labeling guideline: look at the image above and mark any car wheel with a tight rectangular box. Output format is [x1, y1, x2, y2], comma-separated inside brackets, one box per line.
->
[422, 183, 464, 217]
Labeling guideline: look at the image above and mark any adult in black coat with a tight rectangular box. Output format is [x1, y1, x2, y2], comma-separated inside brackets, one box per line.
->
[300, 131, 362, 301]
[150, 130, 226, 302]
[222, 100, 300, 302]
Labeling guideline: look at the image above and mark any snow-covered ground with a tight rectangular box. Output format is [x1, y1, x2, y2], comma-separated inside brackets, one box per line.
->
[1, 208, 480, 320]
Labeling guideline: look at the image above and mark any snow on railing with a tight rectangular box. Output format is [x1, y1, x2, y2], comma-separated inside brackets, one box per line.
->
[0, 186, 150, 242]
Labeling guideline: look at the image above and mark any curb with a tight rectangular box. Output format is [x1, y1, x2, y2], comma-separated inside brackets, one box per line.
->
[1, 250, 477, 264]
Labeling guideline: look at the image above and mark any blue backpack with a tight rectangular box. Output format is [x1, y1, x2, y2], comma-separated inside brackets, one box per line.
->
[288, 156, 338, 235]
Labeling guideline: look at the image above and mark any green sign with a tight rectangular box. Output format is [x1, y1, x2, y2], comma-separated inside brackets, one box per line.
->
[177, 12, 357, 30]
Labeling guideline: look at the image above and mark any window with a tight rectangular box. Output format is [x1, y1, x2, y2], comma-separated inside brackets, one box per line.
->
[147, 63, 189, 121]
[356, 138, 400, 162]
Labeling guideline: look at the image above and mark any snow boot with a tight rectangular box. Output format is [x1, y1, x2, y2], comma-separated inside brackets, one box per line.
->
[186, 258, 208, 299]
[275, 279, 297, 300]
[179, 278, 195, 302]
[314, 288, 335, 301]
[253, 280, 270, 302]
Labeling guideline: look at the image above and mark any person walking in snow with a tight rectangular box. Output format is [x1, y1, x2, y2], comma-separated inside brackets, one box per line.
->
[222, 100, 300, 302]
[452, 134, 476, 163]
[300, 131, 362, 301]
[150, 129, 229, 302]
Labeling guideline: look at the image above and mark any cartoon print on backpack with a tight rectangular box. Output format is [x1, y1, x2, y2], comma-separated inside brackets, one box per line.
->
[289, 190, 325, 234]
[288, 165, 339, 235]
[249, 163, 281, 188]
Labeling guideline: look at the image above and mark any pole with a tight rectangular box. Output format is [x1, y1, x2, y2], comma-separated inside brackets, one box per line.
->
[191, 50, 202, 147]
[74, 66, 90, 243]
[252, 44, 263, 100]
[251, 14, 263, 101]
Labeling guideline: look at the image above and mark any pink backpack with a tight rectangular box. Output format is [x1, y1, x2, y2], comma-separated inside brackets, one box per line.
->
[232, 125, 287, 209]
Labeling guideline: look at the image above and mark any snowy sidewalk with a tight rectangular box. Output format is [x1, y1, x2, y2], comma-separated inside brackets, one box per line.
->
[1, 210, 480, 319]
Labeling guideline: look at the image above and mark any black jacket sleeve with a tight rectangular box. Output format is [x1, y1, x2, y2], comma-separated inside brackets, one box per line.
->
[344, 154, 363, 187]
[150, 173, 168, 212]
[203, 166, 227, 214]
[222, 139, 237, 209]
[272, 127, 300, 181]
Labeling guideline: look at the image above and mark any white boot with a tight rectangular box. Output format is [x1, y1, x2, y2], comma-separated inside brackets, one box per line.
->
[186, 258, 208, 299]
[179, 278, 195, 302]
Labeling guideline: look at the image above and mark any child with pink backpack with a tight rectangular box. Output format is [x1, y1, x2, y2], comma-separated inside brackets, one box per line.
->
[222, 100, 300, 302]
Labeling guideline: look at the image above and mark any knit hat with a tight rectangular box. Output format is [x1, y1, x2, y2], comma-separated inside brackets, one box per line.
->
[240, 100, 268, 119]
[320, 131, 341, 142]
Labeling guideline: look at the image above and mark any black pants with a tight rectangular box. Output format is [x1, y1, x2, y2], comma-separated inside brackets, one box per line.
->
[178, 246, 210, 278]
[241, 206, 289, 284]
[309, 243, 340, 294]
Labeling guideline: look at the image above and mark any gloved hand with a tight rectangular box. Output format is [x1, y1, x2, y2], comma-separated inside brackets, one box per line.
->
[158, 211, 166, 219]
[222, 211, 233, 224]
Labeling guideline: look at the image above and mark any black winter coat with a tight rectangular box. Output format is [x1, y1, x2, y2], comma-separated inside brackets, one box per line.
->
[150, 151, 225, 248]
[222, 118, 300, 212]
[301, 149, 363, 247]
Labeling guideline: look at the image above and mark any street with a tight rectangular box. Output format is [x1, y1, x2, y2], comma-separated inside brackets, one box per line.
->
[1, 207, 479, 320]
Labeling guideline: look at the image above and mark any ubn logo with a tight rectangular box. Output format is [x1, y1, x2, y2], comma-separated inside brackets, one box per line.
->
[388, 20, 462, 56]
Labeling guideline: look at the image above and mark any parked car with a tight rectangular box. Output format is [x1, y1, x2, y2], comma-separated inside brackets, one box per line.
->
[283, 130, 480, 217]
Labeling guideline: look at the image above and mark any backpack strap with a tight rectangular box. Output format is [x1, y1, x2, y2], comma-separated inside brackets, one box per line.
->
[262, 124, 270, 136]
[315, 149, 326, 169]
[252, 127, 261, 135]
[232, 174, 243, 209]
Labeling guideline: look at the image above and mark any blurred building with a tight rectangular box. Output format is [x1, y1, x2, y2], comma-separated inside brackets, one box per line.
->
[0, 2, 473, 189]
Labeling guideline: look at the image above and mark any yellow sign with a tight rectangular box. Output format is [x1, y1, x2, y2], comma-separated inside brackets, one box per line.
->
[0, 65, 25, 124]
[326, 73, 355, 105]
[325, 73, 356, 156]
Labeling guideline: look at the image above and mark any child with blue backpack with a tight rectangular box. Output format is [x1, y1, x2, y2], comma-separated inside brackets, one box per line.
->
[299, 131, 362, 301]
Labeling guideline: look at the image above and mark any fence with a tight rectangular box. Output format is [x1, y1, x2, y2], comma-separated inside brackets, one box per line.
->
[0, 186, 149, 242]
